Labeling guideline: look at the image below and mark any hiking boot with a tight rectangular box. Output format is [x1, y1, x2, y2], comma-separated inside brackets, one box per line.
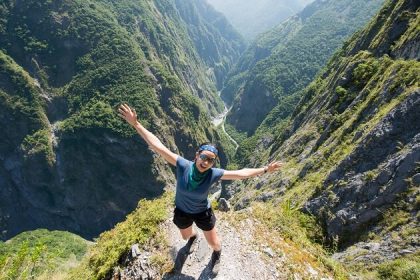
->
[210, 249, 221, 277]
[187, 234, 198, 254]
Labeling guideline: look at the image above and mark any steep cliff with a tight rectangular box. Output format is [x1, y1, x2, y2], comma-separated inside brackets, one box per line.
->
[229, 0, 419, 276]
[174, 0, 246, 89]
[0, 0, 243, 240]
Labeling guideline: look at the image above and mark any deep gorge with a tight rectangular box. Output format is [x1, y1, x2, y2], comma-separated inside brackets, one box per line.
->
[0, 0, 419, 279]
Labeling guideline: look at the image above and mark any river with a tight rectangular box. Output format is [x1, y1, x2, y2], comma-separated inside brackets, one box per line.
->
[211, 97, 239, 151]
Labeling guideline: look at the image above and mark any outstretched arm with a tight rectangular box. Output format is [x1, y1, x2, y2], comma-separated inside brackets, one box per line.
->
[118, 104, 178, 166]
[221, 161, 282, 180]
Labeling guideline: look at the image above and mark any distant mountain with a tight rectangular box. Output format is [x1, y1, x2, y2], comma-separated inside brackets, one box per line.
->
[207, 0, 313, 40]
[0, 0, 244, 240]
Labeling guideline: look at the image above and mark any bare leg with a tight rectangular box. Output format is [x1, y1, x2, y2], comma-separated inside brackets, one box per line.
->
[178, 225, 196, 240]
[203, 227, 221, 251]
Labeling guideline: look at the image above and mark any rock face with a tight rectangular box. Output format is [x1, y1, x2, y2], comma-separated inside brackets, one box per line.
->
[0, 125, 170, 239]
[301, 0, 420, 248]
[347, 0, 420, 61]
[218, 198, 231, 212]
[111, 244, 160, 280]
[305, 91, 420, 243]
[227, 80, 278, 135]
[0, 0, 243, 240]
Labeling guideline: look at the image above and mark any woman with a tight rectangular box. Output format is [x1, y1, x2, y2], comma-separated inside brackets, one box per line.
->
[118, 104, 282, 276]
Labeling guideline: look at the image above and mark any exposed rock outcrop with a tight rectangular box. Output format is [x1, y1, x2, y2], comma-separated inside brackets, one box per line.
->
[305, 90, 420, 244]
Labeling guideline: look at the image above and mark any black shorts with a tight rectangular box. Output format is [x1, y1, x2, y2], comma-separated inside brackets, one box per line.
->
[173, 207, 216, 231]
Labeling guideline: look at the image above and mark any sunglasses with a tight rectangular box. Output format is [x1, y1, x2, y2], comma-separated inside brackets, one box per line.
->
[199, 153, 216, 164]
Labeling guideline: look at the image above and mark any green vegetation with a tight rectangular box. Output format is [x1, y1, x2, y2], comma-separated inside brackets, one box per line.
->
[249, 202, 348, 279]
[21, 129, 55, 165]
[0, 230, 90, 280]
[354, 253, 420, 280]
[172, 0, 246, 88]
[232, 0, 419, 254]
[377, 255, 420, 280]
[352, 57, 380, 87]
[392, 7, 420, 52]
[224, 0, 384, 110]
[230, 59, 419, 278]
[230, 1, 419, 278]
[233, 92, 299, 166]
[222, 0, 385, 161]
[0, 0, 236, 140]
[67, 192, 172, 280]
[214, 124, 237, 163]
[0, 50, 47, 127]
[224, 123, 248, 144]
[0, 1, 242, 278]
[284, 55, 419, 200]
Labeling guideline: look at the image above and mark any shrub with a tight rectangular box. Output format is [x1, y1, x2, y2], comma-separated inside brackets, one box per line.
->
[335, 86, 348, 96]
[67, 192, 173, 280]
[352, 58, 380, 86]
[377, 257, 420, 280]
[21, 129, 55, 165]
[0, 230, 90, 280]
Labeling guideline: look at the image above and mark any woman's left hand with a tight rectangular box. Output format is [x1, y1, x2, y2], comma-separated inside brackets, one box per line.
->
[266, 161, 283, 173]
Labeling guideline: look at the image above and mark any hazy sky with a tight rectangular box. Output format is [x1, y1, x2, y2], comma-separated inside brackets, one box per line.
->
[207, 0, 314, 40]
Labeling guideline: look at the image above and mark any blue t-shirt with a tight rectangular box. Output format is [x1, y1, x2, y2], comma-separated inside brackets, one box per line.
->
[175, 156, 225, 214]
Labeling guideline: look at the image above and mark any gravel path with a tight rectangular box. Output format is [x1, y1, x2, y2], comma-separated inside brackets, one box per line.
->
[162, 216, 279, 280]
[117, 211, 334, 280]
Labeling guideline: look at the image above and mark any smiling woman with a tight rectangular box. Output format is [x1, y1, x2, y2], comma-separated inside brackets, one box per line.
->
[118, 103, 282, 276]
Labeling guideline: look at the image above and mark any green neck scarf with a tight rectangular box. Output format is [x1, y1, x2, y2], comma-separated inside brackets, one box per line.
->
[188, 163, 210, 191]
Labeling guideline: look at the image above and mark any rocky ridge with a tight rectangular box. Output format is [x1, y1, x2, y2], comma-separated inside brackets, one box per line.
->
[110, 211, 335, 280]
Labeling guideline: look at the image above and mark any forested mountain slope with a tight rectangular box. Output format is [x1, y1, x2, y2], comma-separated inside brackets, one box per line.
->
[0, 0, 244, 240]
[227, 0, 419, 276]
[175, 0, 246, 89]
[222, 0, 384, 138]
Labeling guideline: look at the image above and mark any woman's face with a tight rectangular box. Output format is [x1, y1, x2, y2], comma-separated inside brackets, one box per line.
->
[195, 150, 217, 172]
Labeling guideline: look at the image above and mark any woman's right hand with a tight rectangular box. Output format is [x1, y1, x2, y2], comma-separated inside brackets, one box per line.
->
[118, 104, 138, 126]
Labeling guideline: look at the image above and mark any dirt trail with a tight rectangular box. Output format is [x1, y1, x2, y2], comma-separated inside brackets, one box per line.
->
[162, 215, 280, 280]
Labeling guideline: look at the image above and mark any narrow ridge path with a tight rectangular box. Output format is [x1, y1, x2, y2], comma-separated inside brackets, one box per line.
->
[162, 214, 279, 279]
